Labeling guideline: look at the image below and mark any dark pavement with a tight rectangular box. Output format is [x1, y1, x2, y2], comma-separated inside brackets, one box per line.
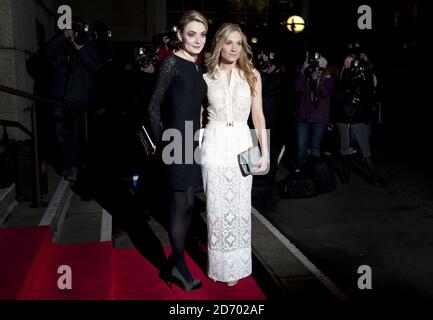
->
[254, 147, 433, 302]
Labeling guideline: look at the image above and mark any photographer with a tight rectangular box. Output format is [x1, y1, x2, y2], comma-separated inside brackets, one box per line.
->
[123, 46, 157, 124]
[118, 46, 158, 196]
[294, 53, 334, 171]
[155, 27, 204, 67]
[78, 21, 125, 199]
[155, 30, 176, 65]
[336, 54, 386, 186]
[45, 17, 101, 181]
[349, 52, 380, 148]
[253, 49, 283, 194]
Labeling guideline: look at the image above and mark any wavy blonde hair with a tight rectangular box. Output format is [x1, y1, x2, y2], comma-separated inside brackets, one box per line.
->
[207, 23, 257, 96]
[340, 53, 357, 80]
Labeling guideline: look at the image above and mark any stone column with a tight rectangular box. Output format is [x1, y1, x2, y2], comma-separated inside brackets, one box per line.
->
[0, 0, 21, 140]
[0, 0, 56, 141]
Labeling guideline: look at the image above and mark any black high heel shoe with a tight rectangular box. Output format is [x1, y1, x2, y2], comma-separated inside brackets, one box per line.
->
[170, 265, 202, 292]
[159, 270, 173, 289]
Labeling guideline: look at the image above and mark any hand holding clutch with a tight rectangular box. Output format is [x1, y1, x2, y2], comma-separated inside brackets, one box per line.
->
[238, 146, 263, 176]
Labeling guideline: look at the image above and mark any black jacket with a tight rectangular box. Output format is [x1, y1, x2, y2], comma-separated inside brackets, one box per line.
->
[45, 32, 101, 109]
[336, 69, 375, 124]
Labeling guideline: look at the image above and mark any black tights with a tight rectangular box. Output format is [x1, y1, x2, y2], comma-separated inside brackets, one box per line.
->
[168, 186, 196, 282]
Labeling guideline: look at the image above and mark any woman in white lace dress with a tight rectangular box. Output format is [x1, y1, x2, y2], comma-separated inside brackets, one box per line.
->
[201, 23, 269, 287]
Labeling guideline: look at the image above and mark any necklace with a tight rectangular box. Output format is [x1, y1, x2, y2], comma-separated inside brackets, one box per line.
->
[178, 50, 200, 72]
[178, 50, 196, 63]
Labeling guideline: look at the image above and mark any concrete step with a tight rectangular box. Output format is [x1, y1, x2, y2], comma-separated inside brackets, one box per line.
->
[53, 194, 104, 244]
[0, 184, 16, 223]
[0, 165, 65, 229]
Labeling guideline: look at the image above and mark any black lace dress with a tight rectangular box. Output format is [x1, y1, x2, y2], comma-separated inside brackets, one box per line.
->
[148, 55, 207, 191]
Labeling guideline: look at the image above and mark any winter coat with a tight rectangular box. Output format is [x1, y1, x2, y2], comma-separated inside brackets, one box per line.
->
[294, 71, 334, 124]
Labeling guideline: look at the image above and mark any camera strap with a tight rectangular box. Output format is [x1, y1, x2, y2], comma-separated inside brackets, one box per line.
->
[310, 78, 320, 106]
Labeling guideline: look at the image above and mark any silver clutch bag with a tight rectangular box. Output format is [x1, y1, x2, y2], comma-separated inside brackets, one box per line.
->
[238, 146, 261, 176]
[136, 125, 155, 156]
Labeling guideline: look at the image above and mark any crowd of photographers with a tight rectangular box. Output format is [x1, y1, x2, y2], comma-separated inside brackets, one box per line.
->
[290, 49, 387, 190]
[28, 18, 159, 185]
[27, 17, 387, 208]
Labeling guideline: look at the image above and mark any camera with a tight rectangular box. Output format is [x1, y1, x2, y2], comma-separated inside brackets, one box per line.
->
[341, 58, 370, 105]
[72, 21, 90, 45]
[135, 47, 156, 69]
[348, 58, 367, 81]
[257, 51, 275, 72]
[91, 21, 112, 42]
[165, 26, 182, 50]
[304, 52, 321, 77]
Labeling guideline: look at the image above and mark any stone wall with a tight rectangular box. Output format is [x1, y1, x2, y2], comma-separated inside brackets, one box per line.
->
[0, 0, 165, 141]
[0, 0, 57, 141]
[57, 0, 166, 42]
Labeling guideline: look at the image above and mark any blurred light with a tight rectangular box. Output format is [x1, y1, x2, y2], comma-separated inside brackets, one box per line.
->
[286, 15, 305, 33]
[409, 4, 419, 18]
[393, 11, 400, 28]
[251, 37, 258, 44]
[208, 19, 214, 25]
[348, 43, 353, 49]
[354, 42, 361, 48]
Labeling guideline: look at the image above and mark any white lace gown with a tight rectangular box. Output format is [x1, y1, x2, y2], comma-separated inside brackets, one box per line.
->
[201, 68, 254, 282]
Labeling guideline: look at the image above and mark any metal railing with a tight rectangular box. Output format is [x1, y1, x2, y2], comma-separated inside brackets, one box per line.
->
[0, 84, 76, 207]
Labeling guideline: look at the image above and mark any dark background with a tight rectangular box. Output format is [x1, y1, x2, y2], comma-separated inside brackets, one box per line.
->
[164, 0, 426, 153]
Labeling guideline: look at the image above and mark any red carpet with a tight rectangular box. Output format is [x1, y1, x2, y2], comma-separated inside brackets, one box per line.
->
[112, 248, 267, 300]
[0, 227, 267, 300]
[19, 242, 113, 300]
[0, 226, 52, 299]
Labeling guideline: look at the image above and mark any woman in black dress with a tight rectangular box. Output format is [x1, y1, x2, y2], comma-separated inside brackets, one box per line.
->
[148, 11, 208, 291]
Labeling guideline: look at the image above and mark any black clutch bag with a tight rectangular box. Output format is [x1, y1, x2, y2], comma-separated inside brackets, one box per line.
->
[238, 146, 261, 176]
[136, 125, 155, 156]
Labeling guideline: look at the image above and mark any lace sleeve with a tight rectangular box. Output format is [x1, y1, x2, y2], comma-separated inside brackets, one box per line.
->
[147, 56, 176, 143]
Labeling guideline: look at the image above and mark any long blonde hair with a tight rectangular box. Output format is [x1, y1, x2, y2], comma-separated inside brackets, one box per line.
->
[340, 53, 357, 80]
[207, 23, 257, 96]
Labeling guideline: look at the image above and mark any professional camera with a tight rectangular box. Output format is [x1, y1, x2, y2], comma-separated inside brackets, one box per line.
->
[347, 58, 367, 81]
[91, 21, 112, 42]
[304, 52, 321, 77]
[135, 47, 156, 69]
[165, 26, 182, 50]
[257, 51, 275, 72]
[72, 21, 90, 45]
[340, 58, 370, 105]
